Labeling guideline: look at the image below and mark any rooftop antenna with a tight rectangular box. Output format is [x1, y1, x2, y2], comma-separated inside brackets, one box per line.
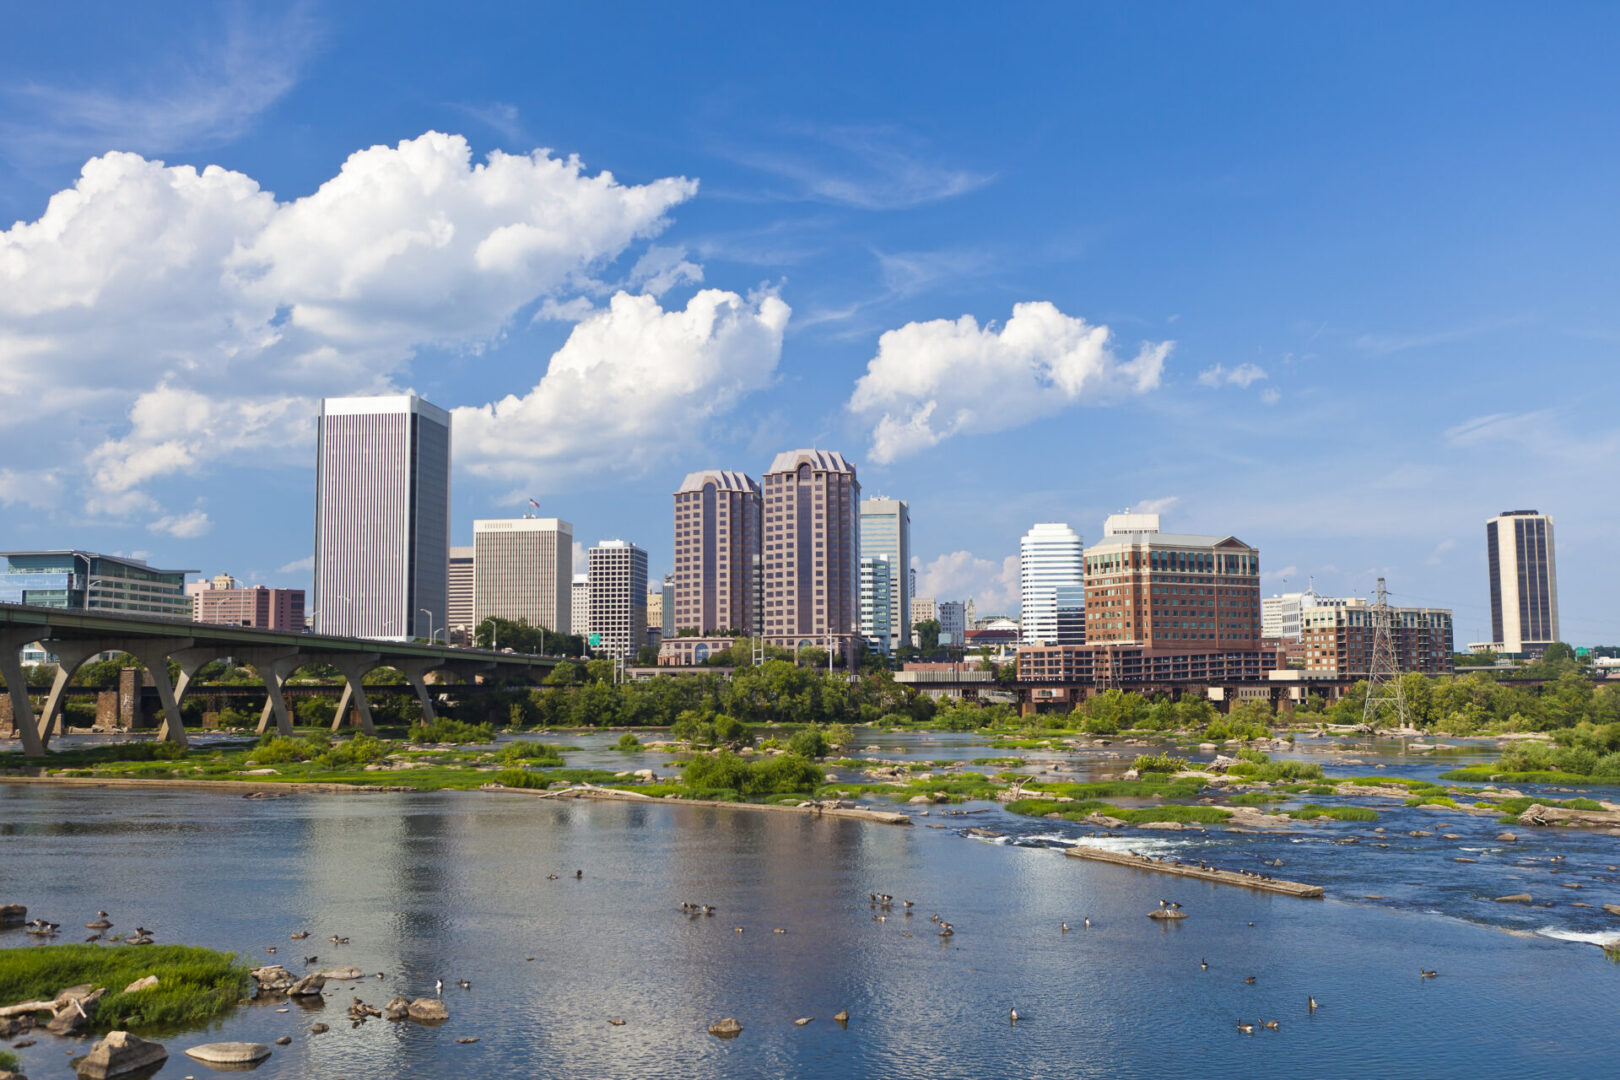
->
[1361, 577, 1409, 733]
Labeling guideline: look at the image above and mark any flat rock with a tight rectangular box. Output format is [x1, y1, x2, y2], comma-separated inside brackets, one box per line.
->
[0, 903, 25, 925]
[1495, 893, 1533, 904]
[318, 966, 363, 980]
[75, 1031, 168, 1079]
[1603, 904, 1620, 917]
[406, 998, 449, 1023]
[310, 1023, 329, 1034]
[708, 1017, 743, 1038]
[122, 976, 158, 994]
[1147, 909, 1188, 920]
[383, 996, 411, 1021]
[184, 1042, 271, 1065]
[1497, 832, 1518, 843]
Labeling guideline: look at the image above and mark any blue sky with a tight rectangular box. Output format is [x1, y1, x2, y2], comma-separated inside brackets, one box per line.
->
[2, 2, 1617, 645]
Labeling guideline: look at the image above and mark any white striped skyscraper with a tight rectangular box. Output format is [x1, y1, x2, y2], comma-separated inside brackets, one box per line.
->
[1019, 522, 1083, 646]
[313, 395, 450, 640]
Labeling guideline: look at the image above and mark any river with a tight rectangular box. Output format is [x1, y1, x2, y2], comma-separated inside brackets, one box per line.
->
[3, 731, 1619, 1078]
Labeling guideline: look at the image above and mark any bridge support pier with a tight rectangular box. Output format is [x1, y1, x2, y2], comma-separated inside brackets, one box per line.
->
[322, 654, 381, 734]
[114, 638, 197, 747]
[396, 660, 443, 724]
[36, 640, 109, 747]
[0, 629, 45, 758]
[240, 648, 304, 736]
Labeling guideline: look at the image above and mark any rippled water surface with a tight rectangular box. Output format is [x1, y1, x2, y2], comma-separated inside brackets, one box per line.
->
[4, 733, 1620, 1079]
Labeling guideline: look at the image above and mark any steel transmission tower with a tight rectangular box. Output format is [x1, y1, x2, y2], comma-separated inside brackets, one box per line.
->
[1361, 577, 1409, 730]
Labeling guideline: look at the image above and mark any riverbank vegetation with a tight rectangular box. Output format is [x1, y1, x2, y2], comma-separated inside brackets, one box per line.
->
[1439, 724, 1620, 784]
[0, 944, 248, 1033]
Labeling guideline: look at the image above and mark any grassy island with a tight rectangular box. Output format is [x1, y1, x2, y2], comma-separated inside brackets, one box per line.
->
[0, 944, 249, 1033]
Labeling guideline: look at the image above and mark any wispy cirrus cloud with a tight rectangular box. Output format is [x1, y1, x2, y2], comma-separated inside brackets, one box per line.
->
[0, 3, 320, 164]
[713, 122, 993, 210]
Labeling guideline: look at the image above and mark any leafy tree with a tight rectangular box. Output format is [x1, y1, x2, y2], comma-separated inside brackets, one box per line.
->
[635, 645, 660, 666]
[914, 619, 941, 652]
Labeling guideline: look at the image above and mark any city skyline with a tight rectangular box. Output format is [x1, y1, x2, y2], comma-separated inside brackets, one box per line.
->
[2, 5, 1618, 646]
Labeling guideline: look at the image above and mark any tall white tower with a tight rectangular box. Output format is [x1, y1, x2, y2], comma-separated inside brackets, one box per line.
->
[1019, 522, 1083, 646]
[1486, 510, 1559, 655]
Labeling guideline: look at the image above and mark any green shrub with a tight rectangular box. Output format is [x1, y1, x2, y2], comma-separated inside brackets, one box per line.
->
[616, 732, 644, 751]
[251, 733, 324, 764]
[1290, 804, 1378, 821]
[788, 726, 830, 759]
[1405, 795, 1459, 809]
[316, 734, 387, 768]
[410, 717, 495, 744]
[499, 740, 565, 766]
[681, 751, 824, 797]
[1226, 759, 1323, 782]
[1131, 752, 1191, 773]
[494, 768, 549, 789]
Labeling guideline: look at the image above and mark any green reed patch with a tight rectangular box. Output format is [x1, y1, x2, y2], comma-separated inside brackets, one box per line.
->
[0, 944, 248, 1034]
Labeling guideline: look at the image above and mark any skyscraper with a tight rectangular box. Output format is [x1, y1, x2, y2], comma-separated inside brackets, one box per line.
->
[860, 496, 911, 653]
[672, 470, 761, 635]
[760, 450, 860, 652]
[1019, 523, 1083, 646]
[571, 574, 591, 637]
[859, 555, 894, 655]
[472, 517, 572, 634]
[313, 395, 450, 640]
[447, 546, 474, 643]
[588, 540, 648, 658]
[1486, 510, 1560, 655]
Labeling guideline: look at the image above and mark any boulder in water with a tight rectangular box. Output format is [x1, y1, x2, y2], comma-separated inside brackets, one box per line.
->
[407, 998, 450, 1023]
[286, 973, 326, 997]
[384, 996, 411, 1021]
[250, 965, 295, 991]
[1495, 893, 1532, 904]
[708, 1017, 743, 1038]
[75, 1031, 168, 1079]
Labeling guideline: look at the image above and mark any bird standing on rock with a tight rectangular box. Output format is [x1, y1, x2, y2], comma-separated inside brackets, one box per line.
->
[435, 979, 444, 995]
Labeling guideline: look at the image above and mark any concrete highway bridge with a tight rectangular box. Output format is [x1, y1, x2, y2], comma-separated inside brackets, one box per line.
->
[0, 602, 556, 758]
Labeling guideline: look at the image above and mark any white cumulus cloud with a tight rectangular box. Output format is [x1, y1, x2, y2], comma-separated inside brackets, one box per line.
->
[0, 132, 700, 515]
[913, 550, 1021, 614]
[848, 302, 1170, 464]
[454, 287, 791, 486]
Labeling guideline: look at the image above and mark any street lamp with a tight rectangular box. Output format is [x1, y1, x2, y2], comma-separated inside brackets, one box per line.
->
[418, 608, 444, 644]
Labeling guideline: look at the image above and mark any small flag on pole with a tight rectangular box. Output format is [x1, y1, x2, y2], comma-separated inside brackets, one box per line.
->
[528, 498, 541, 511]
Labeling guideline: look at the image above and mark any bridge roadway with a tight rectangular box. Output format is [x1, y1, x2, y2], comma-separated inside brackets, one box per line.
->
[0, 602, 556, 758]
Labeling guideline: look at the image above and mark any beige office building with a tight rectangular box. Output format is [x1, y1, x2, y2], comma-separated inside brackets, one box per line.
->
[672, 469, 762, 635]
[571, 574, 590, 637]
[447, 546, 474, 643]
[760, 449, 860, 654]
[472, 518, 572, 633]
